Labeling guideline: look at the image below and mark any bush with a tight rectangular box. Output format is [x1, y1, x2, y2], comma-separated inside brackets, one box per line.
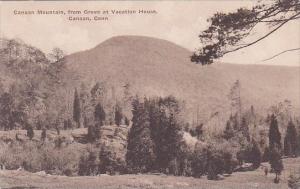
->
[0, 140, 85, 176]
[191, 142, 238, 179]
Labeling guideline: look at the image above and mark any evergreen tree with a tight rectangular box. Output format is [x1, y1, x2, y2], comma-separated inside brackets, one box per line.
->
[73, 88, 81, 128]
[250, 141, 261, 169]
[240, 116, 250, 141]
[269, 114, 281, 150]
[153, 96, 184, 174]
[262, 147, 270, 162]
[27, 125, 34, 140]
[223, 120, 234, 140]
[41, 128, 46, 141]
[284, 120, 298, 157]
[86, 151, 98, 176]
[94, 103, 105, 126]
[87, 125, 97, 142]
[124, 117, 130, 126]
[269, 145, 284, 183]
[114, 103, 122, 126]
[126, 98, 155, 173]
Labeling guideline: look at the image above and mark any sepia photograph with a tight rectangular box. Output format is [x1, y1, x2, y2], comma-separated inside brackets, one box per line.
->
[0, 0, 299, 188]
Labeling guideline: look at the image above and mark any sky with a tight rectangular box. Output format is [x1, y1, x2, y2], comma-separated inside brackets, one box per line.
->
[0, 1, 299, 66]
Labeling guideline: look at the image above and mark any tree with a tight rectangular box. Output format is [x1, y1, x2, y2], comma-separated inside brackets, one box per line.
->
[240, 116, 250, 141]
[94, 103, 106, 126]
[49, 47, 64, 63]
[269, 145, 284, 183]
[0, 92, 26, 131]
[124, 117, 130, 126]
[249, 141, 261, 169]
[262, 147, 271, 162]
[228, 80, 242, 124]
[191, 0, 300, 65]
[73, 88, 81, 128]
[223, 120, 234, 140]
[269, 114, 281, 150]
[41, 128, 46, 142]
[284, 120, 298, 157]
[151, 96, 185, 174]
[27, 126, 34, 140]
[195, 124, 204, 140]
[114, 103, 123, 126]
[87, 125, 97, 143]
[126, 98, 156, 173]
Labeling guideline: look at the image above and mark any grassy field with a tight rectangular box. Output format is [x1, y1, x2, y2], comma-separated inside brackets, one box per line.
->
[1, 158, 299, 189]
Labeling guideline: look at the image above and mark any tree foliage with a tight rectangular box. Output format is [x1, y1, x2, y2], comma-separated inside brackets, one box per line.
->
[94, 103, 106, 126]
[269, 114, 281, 150]
[73, 88, 81, 128]
[284, 120, 298, 157]
[192, 0, 300, 65]
[114, 102, 123, 126]
[269, 145, 284, 183]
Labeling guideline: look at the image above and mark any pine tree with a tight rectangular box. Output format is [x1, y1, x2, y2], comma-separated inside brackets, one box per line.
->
[223, 120, 234, 140]
[114, 103, 123, 126]
[94, 103, 106, 126]
[73, 88, 81, 128]
[126, 98, 155, 173]
[154, 96, 184, 174]
[87, 125, 97, 142]
[250, 141, 261, 169]
[240, 116, 250, 141]
[262, 147, 270, 162]
[269, 114, 281, 150]
[27, 125, 34, 140]
[284, 120, 298, 157]
[41, 128, 46, 141]
[124, 117, 130, 126]
[269, 145, 284, 183]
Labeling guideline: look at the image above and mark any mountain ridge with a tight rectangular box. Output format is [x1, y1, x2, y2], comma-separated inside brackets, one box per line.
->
[65, 35, 300, 126]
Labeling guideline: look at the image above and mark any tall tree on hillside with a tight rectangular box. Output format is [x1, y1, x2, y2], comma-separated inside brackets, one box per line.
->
[49, 47, 64, 63]
[126, 98, 155, 173]
[284, 120, 298, 157]
[269, 114, 281, 150]
[79, 83, 93, 128]
[191, 0, 300, 65]
[73, 88, 81, 128]
[240, 116, 250, 141]
[223, 120, 234, 140]
[228, 80, 242, 125]
[114, 102, 123, 126]
[94, 103, 106, 126]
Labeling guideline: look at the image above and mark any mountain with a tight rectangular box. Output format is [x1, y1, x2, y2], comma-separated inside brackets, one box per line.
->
[66, 35, 299, 127]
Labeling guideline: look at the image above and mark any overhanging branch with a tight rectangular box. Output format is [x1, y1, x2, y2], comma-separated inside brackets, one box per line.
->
[223, 12, 300, 55]
[262, 48, 300, 62]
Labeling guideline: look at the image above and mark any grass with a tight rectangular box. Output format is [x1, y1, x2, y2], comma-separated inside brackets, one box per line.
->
[1, 157, 299, 189]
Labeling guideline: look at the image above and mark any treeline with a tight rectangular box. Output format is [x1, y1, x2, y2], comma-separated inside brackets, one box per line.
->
[124, 97, 298, 182]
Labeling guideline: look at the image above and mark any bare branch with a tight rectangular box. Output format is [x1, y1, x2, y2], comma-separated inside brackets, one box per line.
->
[259, 16, 300, 22]
[261, 48, 300, 62]
[223, 12, 300, 55]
